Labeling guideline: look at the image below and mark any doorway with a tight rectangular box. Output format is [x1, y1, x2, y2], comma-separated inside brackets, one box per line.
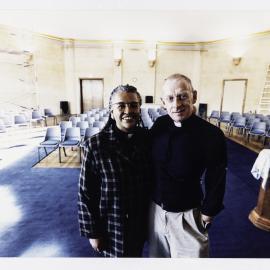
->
[221, 79, 247, 113]
[80, 79, 104, 113]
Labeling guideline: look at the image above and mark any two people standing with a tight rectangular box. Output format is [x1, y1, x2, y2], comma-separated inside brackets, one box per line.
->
[78, 74, 227, 257]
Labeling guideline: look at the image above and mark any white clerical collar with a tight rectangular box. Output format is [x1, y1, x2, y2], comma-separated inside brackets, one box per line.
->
[127, 133, 134, 139]
[174, 121, 182, 127]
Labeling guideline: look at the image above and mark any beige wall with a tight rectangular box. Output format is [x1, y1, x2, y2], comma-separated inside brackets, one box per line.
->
[200, 36, 270, 115]
[73, 44, 114, 112]
[0, 26, 66, 115]
[34, 36, 65, 115]
[0, 27, 36, 112]
[122, 46, 156, 103]
[155, 48, 201, 105]
[1, 24, 270, 116]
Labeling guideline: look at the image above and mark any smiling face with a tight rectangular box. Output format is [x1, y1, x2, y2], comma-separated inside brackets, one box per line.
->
[161, 77, 196, 122]
[110, 91, 141, 132]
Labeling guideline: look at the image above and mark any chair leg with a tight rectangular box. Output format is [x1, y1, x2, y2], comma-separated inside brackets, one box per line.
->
[229, 126, 233, 136]
[63, 147, 67, 157]
[44, 147, 48, 156]
[59, 147, 61, 163]
[38, 147, 40, 162]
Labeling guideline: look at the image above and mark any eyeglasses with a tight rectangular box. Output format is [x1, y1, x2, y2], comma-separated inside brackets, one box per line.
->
[112, 102, 140, 111]
[163, 91, 193, 103]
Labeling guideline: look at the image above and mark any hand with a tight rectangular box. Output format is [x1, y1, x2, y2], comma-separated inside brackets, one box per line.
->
[201, 214, 213, 229]
[89, 238, 104, 253]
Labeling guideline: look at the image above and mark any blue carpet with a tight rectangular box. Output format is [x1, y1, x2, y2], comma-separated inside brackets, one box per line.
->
[209, 139, 270, 258]
[0, 138, 270, 257]
[0, 148, 95, 257]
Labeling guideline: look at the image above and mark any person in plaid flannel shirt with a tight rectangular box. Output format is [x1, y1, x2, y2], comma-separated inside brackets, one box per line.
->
[78, 85, 151, 257]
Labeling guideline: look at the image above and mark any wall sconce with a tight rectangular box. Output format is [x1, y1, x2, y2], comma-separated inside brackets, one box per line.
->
[233, 57, 241, 66]
[148, 49, 156, 67]
[148, 59, 155, 68]
[114, 58, 121, 66]
[114, 48, 122, 67]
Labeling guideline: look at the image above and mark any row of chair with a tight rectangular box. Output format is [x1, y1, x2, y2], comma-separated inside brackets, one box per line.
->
[38, 106, 166, 164]
[69, 116, 108, 127]
[208, 110, 270, 145]
[59, 120, 105, 139]
[0, 108, 57, 132]
[37, 108, 109, 163]
[209, 111, 270, 125]
[38, 126, 100, 163]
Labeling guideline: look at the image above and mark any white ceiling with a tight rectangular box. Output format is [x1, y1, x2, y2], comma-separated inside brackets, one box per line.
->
[1, 0, 270, 42]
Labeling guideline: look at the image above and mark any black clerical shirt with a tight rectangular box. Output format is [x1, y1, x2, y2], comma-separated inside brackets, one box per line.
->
[150, 114, 227, 216]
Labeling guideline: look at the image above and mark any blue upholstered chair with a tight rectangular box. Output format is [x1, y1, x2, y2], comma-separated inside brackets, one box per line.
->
[93, 121, 105, 129]
[59, 127, 81, 163]
[76, 121, 89, 138]
[83, 127, 99, 141]
[31, 111, 45, 127]
[38, 127, 61, 162]
[44, 108, 57, 125]
[15, 115, 29, 128]
[244, 118, 260, 136]
[247, 121, 266, 143]
[0, 119, 6, 133]
[208, 110, 219, 123]
[229, 116, 246, 136]
[69, 116, 81, 127]
[80, 114, 87, 122]
[59, 121, 72, 140]
[80, 127, 100, 159]
[218, 111, 231, 130]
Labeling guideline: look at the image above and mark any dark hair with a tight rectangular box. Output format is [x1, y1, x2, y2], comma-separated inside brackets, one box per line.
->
[108, 84, 142, 111]
[103, 84, 144, 130]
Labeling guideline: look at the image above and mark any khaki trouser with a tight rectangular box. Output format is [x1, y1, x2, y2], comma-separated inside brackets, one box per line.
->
[148, 202, 209, 258]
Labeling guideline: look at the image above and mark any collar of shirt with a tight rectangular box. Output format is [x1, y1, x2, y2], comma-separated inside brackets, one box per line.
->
[174, 121, 182, 127]
[113, 123, 135, 141]
[167, 113, 196, 130]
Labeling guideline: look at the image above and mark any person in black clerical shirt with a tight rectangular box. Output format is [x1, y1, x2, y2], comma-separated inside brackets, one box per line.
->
[148, 74, 227, 258]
